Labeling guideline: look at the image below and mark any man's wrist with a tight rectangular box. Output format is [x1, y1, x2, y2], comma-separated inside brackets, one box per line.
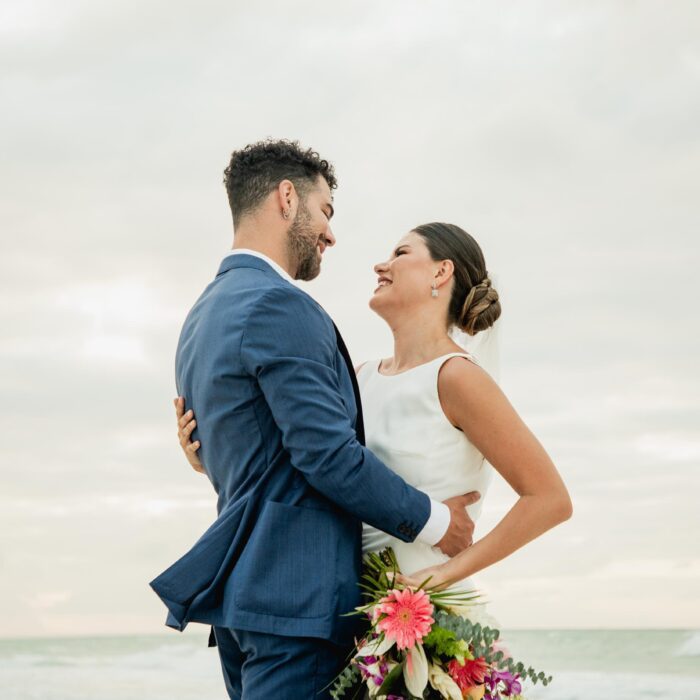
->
[416, 499, 451, 546]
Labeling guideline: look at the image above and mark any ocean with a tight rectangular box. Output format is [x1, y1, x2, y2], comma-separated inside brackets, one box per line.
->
[0, 629, 698, 699]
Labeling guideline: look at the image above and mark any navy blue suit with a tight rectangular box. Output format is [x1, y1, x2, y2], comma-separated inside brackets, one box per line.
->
[150, 254, 431, 697]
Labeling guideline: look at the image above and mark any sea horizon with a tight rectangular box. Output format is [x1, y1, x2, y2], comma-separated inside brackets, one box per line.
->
[0, 625, 697, 641]
[1, 628, 699, 699]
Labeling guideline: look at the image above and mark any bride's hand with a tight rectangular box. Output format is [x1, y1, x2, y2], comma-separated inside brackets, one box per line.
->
[174, 397, 205, 474]
[397, 564, 455, 592]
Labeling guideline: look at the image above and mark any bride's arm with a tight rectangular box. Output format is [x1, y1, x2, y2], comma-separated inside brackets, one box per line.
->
[403, 357, 572, 589]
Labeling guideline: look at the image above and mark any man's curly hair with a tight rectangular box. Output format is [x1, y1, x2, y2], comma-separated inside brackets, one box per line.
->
[223, 139, 337, 226]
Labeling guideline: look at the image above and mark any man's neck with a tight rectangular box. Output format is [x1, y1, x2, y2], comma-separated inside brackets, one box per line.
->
[231, 229, 295, 278]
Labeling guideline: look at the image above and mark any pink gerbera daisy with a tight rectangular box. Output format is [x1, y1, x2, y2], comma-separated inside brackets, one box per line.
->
[376, 588, 434, 650]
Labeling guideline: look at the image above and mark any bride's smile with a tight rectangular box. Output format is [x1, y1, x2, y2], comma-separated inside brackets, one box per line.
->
[368, 233, 461, 361]
[374, 275, 392, 291]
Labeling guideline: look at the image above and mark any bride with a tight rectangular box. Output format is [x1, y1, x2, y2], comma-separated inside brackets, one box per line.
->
[175, 221, 572, 595]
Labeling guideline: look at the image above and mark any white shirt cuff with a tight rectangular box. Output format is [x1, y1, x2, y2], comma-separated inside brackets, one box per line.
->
[416, 498, 451, 546]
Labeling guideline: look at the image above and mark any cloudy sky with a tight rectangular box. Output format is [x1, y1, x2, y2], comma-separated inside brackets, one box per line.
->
[1, 1, 699, 638]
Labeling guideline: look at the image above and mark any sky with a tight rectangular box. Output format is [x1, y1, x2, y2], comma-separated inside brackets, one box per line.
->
[1, 0, 699, 637]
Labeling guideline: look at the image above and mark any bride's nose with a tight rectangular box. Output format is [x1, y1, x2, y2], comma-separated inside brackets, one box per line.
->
[374, 260, 389, 274]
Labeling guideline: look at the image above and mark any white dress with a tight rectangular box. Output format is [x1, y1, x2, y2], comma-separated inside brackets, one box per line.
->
[357, 352, 494, 593]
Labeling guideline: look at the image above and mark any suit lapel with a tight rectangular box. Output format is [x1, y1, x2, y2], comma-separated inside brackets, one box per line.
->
[332, 323, 366, 446]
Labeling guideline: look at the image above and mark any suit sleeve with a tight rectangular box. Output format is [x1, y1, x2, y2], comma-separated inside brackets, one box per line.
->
[240, 287, 431, 542]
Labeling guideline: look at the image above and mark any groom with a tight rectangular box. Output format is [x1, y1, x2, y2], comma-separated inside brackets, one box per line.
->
[150, 139, 479, 698]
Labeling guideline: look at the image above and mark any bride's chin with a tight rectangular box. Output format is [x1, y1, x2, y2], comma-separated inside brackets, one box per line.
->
[368, 296, 392, 323]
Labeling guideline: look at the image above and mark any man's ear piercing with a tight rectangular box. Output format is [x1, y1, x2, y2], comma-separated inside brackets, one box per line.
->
[283, 209, 290, 219]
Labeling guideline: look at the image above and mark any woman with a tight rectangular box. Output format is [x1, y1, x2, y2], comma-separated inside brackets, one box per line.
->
[175, 222, 572, 593]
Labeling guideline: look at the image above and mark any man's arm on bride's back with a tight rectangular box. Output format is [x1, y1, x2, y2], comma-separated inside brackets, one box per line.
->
[239, 287, 430, 541]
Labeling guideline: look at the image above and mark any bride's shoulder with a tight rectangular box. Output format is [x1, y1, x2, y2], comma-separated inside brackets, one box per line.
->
[437, 353, 495, 393]
[438, 355, 503, 425]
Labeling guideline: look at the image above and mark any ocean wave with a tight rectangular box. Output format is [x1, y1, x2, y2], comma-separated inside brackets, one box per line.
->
[0, 636, 213, 670]
[528, 671, 700, 700]
[675, 630, 700, 657]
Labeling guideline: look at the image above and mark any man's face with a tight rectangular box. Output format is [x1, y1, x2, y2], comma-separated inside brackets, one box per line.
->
[287, 176, 336, 281]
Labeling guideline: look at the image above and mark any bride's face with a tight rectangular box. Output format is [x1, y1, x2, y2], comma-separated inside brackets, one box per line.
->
[369, 232, 441, 319]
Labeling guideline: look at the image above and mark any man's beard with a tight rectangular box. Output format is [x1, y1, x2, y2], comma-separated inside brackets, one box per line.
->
[287, 202, 322, 281]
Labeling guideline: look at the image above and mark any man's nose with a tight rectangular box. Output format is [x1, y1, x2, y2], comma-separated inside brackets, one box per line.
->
[325, 226, 336, 247]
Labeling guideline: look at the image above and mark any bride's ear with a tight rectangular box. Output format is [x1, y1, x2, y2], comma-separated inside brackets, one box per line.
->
[434, 259, 455, 288]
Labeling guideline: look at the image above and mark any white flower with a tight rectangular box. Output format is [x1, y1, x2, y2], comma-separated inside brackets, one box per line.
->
[403, 643, 429, 697]
[356, 633, 396, 659]
[369, 603, 383, 623]
[428, 662, 463, 700]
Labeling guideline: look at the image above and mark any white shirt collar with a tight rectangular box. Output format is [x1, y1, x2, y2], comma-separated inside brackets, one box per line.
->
[224, 249, 295, 284]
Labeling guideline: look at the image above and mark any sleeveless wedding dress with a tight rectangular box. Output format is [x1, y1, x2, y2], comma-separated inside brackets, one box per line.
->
[357, 352, 494, 594]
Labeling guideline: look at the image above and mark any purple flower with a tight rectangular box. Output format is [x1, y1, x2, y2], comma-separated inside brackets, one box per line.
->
[485, 669, 522, 697]
[356, 656, 391, 688]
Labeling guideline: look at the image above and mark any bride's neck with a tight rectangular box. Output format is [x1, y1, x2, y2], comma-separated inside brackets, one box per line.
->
[384, 315, 458, 373]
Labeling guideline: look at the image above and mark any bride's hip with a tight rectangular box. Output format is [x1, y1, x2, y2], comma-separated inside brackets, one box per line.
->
[362, 539, 477, 593]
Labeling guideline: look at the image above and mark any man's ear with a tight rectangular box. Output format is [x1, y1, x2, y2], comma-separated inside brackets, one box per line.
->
[276, 180, 297, 219]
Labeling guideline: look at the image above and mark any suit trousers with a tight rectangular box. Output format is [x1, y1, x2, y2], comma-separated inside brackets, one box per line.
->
[213, 626, 349, 699]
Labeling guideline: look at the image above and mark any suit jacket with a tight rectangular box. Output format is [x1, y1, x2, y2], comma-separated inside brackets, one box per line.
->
[150, 254, 431, 642]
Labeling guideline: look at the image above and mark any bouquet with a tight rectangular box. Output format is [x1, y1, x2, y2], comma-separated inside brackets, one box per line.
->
[331, 549, 551, 700]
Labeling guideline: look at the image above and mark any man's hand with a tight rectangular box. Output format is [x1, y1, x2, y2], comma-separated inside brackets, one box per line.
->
[435, 491, 480, 557]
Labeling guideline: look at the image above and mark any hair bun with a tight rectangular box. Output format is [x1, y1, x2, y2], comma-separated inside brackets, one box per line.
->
[458, 276, 501, 336]
[412, 222, 502, 335]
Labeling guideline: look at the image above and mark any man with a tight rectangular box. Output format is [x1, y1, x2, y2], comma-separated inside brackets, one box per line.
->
[150, 139, 478, 698]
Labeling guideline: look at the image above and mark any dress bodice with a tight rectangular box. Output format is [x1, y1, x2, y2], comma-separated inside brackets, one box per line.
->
[357, 352, 493, 588]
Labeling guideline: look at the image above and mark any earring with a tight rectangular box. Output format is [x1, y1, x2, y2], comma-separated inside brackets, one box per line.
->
[431, 282, 439, 298]
[282, 209, 290, 219]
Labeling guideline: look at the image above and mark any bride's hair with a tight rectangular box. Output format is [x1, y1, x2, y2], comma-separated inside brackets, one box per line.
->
[413, 222, 501, 336]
